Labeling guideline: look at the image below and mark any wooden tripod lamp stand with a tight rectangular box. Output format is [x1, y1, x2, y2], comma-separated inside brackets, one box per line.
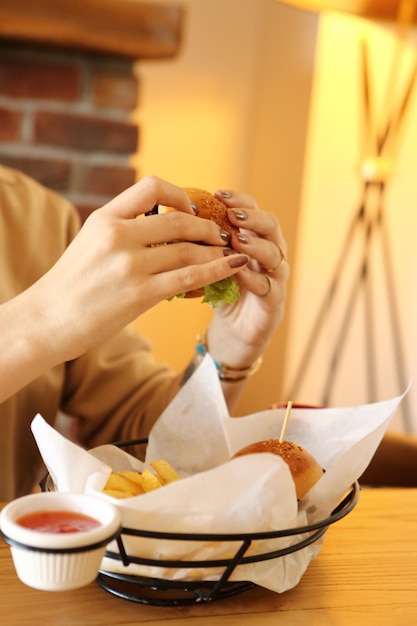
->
[277, 1, 416, 431]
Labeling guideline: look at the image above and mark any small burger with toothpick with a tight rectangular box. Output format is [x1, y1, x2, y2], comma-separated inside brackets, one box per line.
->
[233, 402, 324, 499]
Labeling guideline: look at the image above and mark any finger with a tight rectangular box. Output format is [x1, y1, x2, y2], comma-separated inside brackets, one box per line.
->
[102, 175, 195, 219]
[214, 189, 286, 244]
[235, 268, 272, 298]
[227, 207, 283, 243]
[214, 189, 259, 211]
[138, 211, 231, 246]
[222, 203, 288, 273]
[142, 242, 238, 274]
[151, 254, 249, 299]
[265, 244, 288, 273]
[228, 230, 288, 276]
[138, 211, 233, 248]
[237, 266, 289, 301]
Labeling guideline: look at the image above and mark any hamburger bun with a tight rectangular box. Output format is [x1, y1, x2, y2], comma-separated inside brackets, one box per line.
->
[183, 188, 239, 235]
[233, 439, 323, 499]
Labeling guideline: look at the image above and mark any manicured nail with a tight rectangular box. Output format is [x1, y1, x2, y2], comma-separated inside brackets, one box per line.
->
[228, 254, 248, 268]
[237, 233, 249, 244]
[232, 210, 247, 221]
[191, 201, 198, 215]
[223, 247, 235, 256]
[220, 229, 231, 242]
[217, 190, 232, 199]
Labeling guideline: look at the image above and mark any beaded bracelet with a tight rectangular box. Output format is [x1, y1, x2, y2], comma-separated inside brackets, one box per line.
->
[195, 334, 263, 382]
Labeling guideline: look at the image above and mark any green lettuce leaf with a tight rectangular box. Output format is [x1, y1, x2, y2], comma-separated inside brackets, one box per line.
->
[202, 278, 240, 308]
[168, 278, 240, 307]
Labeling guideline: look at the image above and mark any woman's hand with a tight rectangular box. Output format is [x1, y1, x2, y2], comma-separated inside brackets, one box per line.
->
[1, 176, 249, 398]
[38, 177, 250, 359]
[205, 189, 289, 371]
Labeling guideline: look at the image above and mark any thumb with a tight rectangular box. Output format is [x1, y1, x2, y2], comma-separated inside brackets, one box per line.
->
[102, 176, 195, 219]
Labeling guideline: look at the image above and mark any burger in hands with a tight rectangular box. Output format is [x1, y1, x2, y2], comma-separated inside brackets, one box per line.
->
[158, 188, 241, 308]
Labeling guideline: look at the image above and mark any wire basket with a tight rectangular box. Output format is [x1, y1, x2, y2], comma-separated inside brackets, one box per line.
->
[40, 438, 360, 606]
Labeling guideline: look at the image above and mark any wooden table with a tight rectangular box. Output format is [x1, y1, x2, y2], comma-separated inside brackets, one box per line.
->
[1, 488, 416, 625]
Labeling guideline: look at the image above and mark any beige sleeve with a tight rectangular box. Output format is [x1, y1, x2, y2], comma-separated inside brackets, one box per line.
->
[61, 327, 181, 449]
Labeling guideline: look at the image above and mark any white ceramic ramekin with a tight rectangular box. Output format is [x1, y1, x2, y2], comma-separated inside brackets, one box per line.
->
[0, 492, 121, 591]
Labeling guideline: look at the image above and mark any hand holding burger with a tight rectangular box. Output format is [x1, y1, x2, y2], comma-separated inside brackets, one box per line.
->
[145, 181, 289, 411]
[199, 186, 289, 393]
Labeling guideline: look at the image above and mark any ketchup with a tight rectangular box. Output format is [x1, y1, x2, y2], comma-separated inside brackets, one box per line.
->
[16, 510, 101, 533]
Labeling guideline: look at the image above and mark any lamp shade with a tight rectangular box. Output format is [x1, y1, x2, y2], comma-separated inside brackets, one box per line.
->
[277, 1, 417, 24]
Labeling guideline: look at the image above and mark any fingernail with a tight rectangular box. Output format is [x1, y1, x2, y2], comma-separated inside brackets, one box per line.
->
[191, 201, 198, 215]
[237, 233, 249, 244]
[217, 190, 232, 199]
[228, 254, 248, 268]
[220, 229, 231, 243]
[223, 247, 235, 256]
[232, 210, 247, 221]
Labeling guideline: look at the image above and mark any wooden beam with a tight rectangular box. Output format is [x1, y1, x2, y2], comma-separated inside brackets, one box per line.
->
[0, 0, 184, 60]
[275, 1, 417, 25]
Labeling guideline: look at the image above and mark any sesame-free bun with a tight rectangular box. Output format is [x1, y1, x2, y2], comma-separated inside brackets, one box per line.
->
[233, 439, 323, 499]
[183, 188, 239, 234]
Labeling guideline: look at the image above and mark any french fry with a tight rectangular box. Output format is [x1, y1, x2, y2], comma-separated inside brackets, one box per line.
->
[103, 472, 144, 496]
[102, 459, 180, 498]
[150, 459, 180, 485]
[118, 471, 145, 490]
[141, 468, 162, 491]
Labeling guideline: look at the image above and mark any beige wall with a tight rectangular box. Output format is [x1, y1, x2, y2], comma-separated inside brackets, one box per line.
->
[130, 0, 318, 415]
[244, 1, 318, 414]
[283, 12, 417, 433]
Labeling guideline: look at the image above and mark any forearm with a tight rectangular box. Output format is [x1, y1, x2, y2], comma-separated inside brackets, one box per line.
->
[0, 287, 65, 404]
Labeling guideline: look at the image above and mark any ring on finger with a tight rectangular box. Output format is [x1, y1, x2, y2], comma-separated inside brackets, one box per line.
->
[259, 273, 272, 298]
[267, 244, 288, 273]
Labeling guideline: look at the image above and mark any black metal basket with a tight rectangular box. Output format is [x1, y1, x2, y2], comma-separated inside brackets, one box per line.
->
[40, 438, 360, 606]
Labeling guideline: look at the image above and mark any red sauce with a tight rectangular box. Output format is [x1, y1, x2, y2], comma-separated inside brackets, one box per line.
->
[16, 510, 101, 533]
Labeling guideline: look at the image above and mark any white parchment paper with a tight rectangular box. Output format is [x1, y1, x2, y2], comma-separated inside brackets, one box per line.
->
[31, 355, 409, 593]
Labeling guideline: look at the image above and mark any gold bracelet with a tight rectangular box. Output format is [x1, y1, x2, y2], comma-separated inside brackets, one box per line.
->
[195, 334, 263, 382]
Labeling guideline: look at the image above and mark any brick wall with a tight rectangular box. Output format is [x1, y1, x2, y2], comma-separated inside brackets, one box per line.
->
[0, 43, 139, 222]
